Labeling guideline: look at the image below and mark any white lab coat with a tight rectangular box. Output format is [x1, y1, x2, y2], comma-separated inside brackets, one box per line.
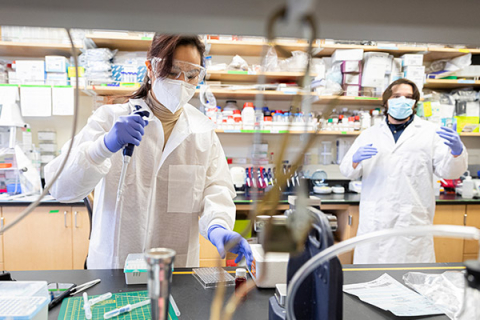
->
[340, 116, 467, 264]
[45, 98, 236, 269]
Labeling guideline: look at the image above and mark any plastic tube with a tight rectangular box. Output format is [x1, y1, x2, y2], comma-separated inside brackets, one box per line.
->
[286, 225, 480, 320]
[89, 292, 112, 306]
[83, 292, 92, 320]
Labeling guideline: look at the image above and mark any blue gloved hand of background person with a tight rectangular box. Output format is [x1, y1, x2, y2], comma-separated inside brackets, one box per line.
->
[208, 225, 253, 268]
[104, 114, 149, 153]
[437, 124, 463, 156]
[352, 144, 378, 163]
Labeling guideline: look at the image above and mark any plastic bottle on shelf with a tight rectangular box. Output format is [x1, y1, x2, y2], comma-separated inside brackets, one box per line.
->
[326, 118, 333, 131]
[242, 102, 255, 130]
[220, 118, 227, 131]
[354, 116, 361, 131]
[254, 108, 264, 130]
[233, 109, 242, 123]
[348, 117, 355, 131]
[224, 100, 239, 112]
[361, 112, 371, 130]
[227, 116, 235, 131]
[215, 106, 223, 125]
[372, 110, 383, 126]
[462, 173, 474, 199]
[234, 118, 242, 131]
[264, 116, 273, 132]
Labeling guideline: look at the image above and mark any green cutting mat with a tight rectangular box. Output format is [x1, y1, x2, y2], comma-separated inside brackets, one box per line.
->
[58, 290, 178, 320]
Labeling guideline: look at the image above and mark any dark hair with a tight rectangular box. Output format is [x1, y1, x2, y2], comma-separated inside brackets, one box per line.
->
[127, 34, 205, 100]
[382, 78, 421, 114]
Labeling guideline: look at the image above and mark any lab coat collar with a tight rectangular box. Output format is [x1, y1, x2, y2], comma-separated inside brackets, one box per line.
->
[158, 103, 215, 169]
[393, 115, 422, 150]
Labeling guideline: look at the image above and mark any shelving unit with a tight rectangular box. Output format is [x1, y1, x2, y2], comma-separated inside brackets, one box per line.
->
[206, 40, 312, 57]
[316, 44, 427, 57]
[0, 41, 81, 57]
[215, 130, 361, 136]
[424, 79, 480, 89]
[215, 130, 480, 137]
[206, 70, 315, 82]
[424, 47, 480, 61]
[86, 34, 151, 51]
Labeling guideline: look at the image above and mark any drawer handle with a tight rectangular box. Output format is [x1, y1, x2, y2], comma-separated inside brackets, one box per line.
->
[348, 215, 353, 226]
[464, 213, 467, 226]
[74, 211, 78, 228]
[0, 217, 4, 229]
[64, 211, 67, 228]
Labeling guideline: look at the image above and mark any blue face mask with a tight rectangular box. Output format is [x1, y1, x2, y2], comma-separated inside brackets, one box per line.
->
[387, 96, 415, 120]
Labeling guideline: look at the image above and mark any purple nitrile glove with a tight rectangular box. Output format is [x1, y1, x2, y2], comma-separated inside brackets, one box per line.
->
[208, 224, 253, 268]
[436, 124, 463, 156]
[104, 114, 148, 153]
[352, 144, 378, 164]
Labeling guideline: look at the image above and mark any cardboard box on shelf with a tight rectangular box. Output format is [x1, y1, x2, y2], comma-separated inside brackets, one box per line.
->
[403, 66, 426, 79]
[401, 54, 424, 67]
[45, 56, 68, 73]
[342, 73, 361, 85]
[343, 84, 361, 96]
[46, 72, 68, 86]
[16, 60, 45, 84]
[332, 49, 364, 62]
[341, 61, 363, 73]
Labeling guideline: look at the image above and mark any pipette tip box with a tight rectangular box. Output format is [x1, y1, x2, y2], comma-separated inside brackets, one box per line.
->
[124, 253, 148, 285]
[0, 281, 49, 320]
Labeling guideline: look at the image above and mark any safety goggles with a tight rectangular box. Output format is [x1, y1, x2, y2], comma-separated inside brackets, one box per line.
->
[150, 57, 206, 85]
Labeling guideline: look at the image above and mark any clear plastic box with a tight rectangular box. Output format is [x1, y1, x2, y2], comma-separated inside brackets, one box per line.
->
[0, 281, 49, 320]
[192, 267, 235, 289]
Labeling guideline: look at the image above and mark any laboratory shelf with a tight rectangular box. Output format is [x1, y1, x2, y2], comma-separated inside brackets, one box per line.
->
[0, 41, 81, 57]
[424, 79, 480, 89]
[424, 47, 480, 61]
[206, 39, 312, 57]
[206, 70, 316, 82]
[83, 85, 139, 96]
[215, 129, 361, 136]
[315, 44, 428, 57]
[196, 88, 383, 104]
[86, 34, 152, 51]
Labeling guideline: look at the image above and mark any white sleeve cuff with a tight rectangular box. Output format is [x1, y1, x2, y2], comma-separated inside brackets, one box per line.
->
[87, 134, 115, 165]
[208, 218, 232, 232]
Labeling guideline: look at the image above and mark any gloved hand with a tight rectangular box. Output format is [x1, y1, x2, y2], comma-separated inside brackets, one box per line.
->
[352, 144, 378, 164]
[104, 114, 149, 153]
[437, 124, 463, 156]
[208, 225, 253, 268]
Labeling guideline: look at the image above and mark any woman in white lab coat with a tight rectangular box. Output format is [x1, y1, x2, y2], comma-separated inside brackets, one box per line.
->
[340, 79, 467, 264]
[45, 35, 252, 269]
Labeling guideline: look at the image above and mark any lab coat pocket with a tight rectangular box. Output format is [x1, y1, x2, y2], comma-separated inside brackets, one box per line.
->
[168, 165, 206, 213]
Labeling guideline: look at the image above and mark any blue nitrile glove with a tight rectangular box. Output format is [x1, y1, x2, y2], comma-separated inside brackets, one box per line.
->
[352, 144, 378, 164]
[437, 124, 463, 156]
[208, 225, 253, 268]
[104, 114, 149, 153]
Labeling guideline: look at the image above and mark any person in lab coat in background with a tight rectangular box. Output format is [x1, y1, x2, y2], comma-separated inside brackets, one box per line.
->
[340, 78, 467, 264]
[45, 34, 252, 269]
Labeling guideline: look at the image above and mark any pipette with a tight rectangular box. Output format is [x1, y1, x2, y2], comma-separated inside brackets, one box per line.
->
[89, 292, 112, 306]
[103, 299, 149, 319]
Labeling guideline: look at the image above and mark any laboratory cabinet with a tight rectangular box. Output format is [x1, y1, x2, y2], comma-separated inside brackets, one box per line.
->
[0, 205, 89, 271]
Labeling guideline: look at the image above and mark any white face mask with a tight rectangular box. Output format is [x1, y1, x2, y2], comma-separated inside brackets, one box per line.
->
[151, 78, 196, 114]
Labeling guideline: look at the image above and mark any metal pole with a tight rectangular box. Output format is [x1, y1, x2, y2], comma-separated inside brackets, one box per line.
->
[144, 248, 176, 320]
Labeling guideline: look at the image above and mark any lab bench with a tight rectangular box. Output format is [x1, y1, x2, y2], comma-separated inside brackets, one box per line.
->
[0, 195, 479, 272]
[12, 263, 459, 320]
[234, 193, 480, 265]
